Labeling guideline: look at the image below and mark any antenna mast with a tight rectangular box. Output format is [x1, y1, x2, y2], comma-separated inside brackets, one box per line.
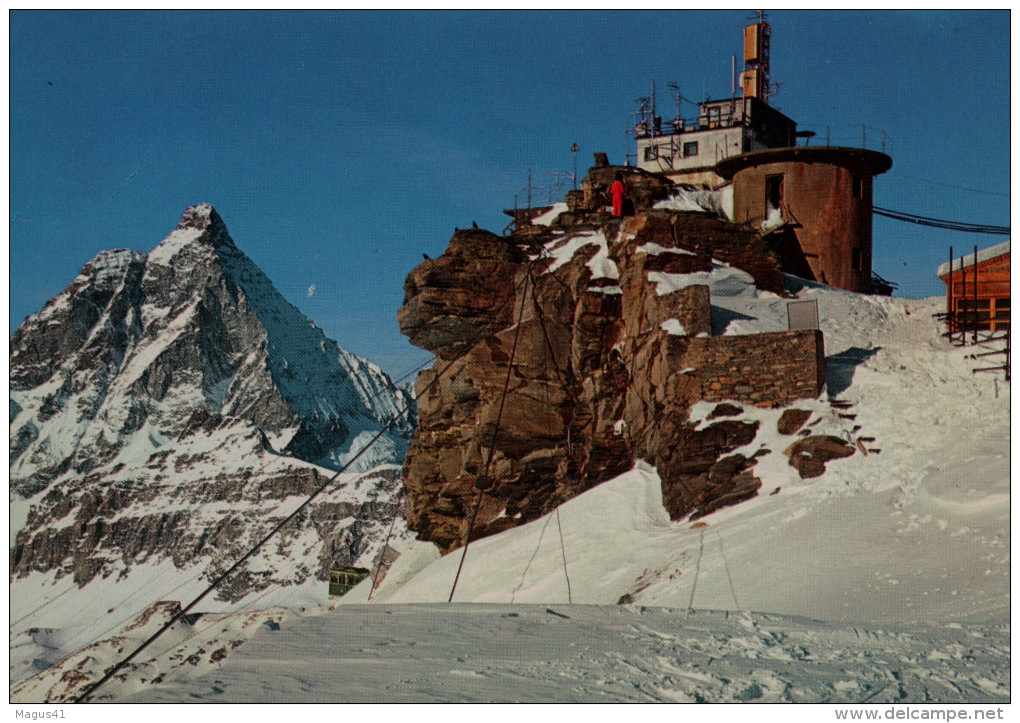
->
[740, 9, 772, 104]
[668, 82, 682, 131]
[650, 80, 657, 137]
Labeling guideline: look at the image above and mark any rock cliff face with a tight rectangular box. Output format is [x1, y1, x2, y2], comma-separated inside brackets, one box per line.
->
[399, 172, 828, 553]
[10, 205, 414, 672]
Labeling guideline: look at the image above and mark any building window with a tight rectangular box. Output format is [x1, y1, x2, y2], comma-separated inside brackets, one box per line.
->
[707, 106, 721, 128]
[644, 145, 658, 161]
[955, 298, 993, 330]
[683, 141, 699, 157]
[957, 297, 1012, 332]
[993, 297, 1011, 331]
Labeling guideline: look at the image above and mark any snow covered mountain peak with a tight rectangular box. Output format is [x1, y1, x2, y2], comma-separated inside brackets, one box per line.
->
[147, 203, 234, 266]
[177, 202, 220, 230]
[12, 203, 414, 490]
[10, 206, 417, 681]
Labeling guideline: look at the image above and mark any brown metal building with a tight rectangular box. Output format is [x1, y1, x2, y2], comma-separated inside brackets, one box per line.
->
[716, 147, 892, 293]
[938, 241, 1010, 332]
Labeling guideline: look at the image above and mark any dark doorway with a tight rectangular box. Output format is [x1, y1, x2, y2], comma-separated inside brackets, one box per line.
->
[765, 174, 784, 216]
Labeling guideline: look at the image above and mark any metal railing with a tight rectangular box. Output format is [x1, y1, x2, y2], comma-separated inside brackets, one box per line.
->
[806, 124, 892, 155]
[634, 114, 747, 139]
[633, 118, 893, 156]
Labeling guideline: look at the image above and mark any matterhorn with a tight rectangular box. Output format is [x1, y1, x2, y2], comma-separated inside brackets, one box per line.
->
[10, 204, 414, 683]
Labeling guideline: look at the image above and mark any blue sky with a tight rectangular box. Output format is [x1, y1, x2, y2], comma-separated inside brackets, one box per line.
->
[9, 10, 1010, 377]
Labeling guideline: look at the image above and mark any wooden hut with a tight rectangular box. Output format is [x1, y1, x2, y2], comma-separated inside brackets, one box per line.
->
[937, 241, 1010, 333]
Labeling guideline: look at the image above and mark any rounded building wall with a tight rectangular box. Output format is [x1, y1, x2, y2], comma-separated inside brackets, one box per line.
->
[717, 148, 891, 294]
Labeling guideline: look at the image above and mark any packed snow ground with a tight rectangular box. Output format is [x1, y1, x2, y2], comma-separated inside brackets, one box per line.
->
[11, 234, 1010, 702]
[117, 604, 1008, 704]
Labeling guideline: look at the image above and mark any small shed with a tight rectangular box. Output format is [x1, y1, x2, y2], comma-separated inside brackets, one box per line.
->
[937, 241, 1010, 332]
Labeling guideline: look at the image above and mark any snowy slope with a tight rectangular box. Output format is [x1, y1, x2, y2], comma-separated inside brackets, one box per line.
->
[356, 280, 1008, 623]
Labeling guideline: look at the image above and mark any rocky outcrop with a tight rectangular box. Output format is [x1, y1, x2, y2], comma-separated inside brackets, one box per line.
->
[785, 435, 856, 479]
[558, 158, 676, 226]
[398, 229, 526, 358]
[400, 192, 826, 553]
[777, 408, 813, 436]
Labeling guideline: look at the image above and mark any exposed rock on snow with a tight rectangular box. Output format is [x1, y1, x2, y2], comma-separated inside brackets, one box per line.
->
[776, 407, 812, 436]
[11, 598, 289, 704]
[785, 434, 857, 479]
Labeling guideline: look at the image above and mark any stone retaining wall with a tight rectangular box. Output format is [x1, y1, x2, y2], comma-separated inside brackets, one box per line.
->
[695, 329, 825, 407]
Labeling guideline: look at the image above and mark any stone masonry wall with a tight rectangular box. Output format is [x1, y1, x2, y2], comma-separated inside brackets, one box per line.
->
[695, 329, 825, 408]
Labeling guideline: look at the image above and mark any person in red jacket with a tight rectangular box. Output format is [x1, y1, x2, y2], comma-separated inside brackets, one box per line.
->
[610, 172, 627, 218]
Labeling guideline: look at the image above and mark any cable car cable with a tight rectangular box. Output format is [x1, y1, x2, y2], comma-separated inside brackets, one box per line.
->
[873, 207, 1009, 235]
